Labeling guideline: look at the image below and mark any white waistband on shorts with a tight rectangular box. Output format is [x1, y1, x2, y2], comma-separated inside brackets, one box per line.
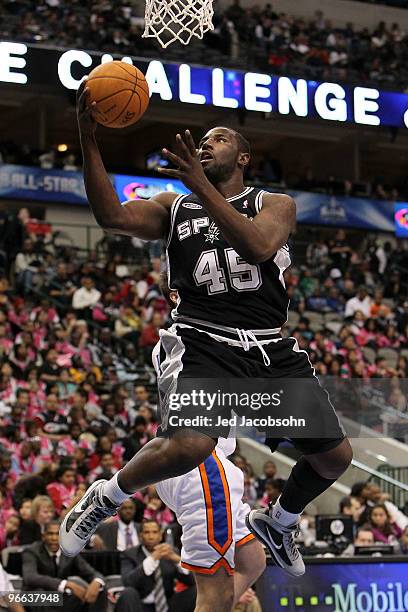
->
[171, 315, 282, 338]
[167, 321, 282, 365]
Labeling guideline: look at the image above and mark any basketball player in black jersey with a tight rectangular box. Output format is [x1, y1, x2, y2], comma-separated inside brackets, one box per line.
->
[60, 82, 353, 586]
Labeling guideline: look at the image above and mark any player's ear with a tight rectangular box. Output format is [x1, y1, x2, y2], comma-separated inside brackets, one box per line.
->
[238, 152, 250, 169]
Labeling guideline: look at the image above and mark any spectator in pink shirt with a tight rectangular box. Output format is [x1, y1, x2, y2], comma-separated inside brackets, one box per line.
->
[9, 344, 34, 380]
[137, 404, 159, 437]
[13, 440, 38, 478]
[356, 318, 377, 348]
[22, 369, 47, 417]
[89, 451, 119, 483]
[259, 478, 286, 508]
[0, 324, 13, 357]
[143, 486, 174, 527]
[0, 362, 17, 405]
[367, 357, 397, 378]
[338, 335, 364, 361]
[57, 423, 91, 458]
[310, 331, 337, 356]
[369, 503, 403, 547]
[30, 299, 59, 325]
[46, 465, 77, 515]
[8, 298, 29, 328]
[376, 325, 403, 349]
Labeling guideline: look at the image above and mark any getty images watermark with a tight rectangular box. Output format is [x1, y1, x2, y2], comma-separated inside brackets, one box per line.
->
[167, 389, 306, 429]
[160, 376, 408, 438]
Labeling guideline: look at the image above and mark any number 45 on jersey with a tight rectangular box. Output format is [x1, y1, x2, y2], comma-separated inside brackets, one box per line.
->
[194, 249, 261, 295]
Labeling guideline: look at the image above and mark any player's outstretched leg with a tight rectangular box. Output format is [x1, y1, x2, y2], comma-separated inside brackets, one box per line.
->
[60, 431, 216, 556]
[246, 438, 352, 577]
[233, 539, 266, 607]
[191, 540, 265, 612]
[194, 568, 234, 612]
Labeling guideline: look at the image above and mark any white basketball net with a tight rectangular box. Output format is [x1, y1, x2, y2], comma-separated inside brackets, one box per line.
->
[143, 0, 214, 48]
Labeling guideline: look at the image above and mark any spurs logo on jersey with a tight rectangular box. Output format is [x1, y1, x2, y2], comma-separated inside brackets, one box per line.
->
[204, 222, 220, 244]
[166, 187, 291, 330]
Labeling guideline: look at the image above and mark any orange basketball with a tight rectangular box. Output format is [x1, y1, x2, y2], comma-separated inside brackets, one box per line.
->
[86, 61, 150, 129]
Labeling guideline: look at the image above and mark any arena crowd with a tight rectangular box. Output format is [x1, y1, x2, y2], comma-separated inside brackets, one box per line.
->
[1, 1, 408, 90]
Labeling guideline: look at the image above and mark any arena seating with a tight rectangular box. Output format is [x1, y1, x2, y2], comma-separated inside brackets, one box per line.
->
[2, 1, 408, 88]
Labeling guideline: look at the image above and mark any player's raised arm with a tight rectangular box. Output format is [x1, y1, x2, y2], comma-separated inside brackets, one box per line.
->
[201, 191, 295, 264]
[158, 130, 295, 263]
[249, 192, 296, 259]
[77, 81, 175, 240]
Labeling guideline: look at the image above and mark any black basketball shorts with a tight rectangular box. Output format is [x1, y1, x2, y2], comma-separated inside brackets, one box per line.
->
[153, 324, 346, 455]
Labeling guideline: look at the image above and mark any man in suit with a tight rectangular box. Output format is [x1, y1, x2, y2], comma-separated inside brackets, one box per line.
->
[93, 499, 140, 551]
[115, 519, 195, 612]
[22, 520, 107, 612]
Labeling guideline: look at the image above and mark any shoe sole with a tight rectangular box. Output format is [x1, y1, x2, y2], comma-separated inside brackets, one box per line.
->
[59, 479, 106, 557]
[245, 511, 305, 577]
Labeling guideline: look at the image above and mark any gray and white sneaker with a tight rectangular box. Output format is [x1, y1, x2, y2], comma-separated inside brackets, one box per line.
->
[246, 507, 305, 577]
[59, 479, 118, 557]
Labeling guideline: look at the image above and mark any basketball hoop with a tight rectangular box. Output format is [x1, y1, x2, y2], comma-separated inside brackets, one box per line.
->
[143, 0, 214, 48]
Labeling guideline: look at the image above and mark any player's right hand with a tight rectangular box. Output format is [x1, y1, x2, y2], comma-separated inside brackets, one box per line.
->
[76, 79, 97, 137]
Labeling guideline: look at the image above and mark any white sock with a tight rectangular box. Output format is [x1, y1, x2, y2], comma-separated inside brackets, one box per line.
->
[102, 471, 131, 505]
[270, 496, 300, 527]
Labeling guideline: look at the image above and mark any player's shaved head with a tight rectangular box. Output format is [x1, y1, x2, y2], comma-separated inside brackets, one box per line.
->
[203, 126, 250, 156]
[231, 129, 251, 156]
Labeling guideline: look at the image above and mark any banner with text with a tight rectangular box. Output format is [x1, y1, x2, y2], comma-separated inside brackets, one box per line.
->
[1, 41, 408, 128]
[0, 164, 398, 232]
[0, 164, 88, 204]
[293, 191, 396, 232]
[258, 559, 408, 612]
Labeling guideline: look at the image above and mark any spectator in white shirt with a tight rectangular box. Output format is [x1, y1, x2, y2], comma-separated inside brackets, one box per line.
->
[345, 288, 372, 319]
[15, 239, 42, 295]
[133, 270, 148, 301]
[72, 277, 101, 319]
[375, 242, 392, 276]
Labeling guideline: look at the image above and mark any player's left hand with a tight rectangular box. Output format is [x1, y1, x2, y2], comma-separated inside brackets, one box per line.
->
[157, 130, 210, 194]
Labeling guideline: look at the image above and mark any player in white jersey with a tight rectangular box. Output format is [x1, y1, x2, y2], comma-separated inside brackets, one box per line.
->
[156, 434, 265, 611]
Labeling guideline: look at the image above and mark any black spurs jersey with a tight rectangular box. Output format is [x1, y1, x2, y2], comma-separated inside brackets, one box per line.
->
[166, 186, 291, 331]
